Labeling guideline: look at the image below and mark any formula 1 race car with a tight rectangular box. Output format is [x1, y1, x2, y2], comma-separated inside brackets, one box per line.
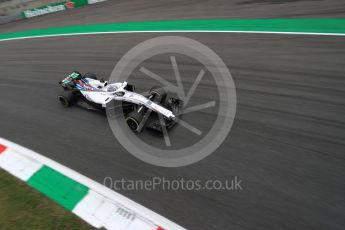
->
[57, 71, 182, 133]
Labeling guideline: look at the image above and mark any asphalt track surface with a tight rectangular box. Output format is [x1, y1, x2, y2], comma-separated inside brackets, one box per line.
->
[1, 1, 345, 230]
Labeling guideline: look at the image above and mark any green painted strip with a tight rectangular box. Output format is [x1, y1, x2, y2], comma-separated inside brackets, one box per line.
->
[1, 19, 345, 41]
[27, 166, 89, 211]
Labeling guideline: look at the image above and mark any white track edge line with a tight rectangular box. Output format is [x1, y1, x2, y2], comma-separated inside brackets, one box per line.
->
[0, 30, 345, 42]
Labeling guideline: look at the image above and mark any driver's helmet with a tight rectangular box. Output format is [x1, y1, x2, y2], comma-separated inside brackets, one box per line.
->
[70, 72, 82, 80]
[65, 72, 82, 83]
[107, 85, 118, 92]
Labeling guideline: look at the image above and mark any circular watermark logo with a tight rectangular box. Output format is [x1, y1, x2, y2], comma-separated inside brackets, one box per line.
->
[106, 36, 236, 167]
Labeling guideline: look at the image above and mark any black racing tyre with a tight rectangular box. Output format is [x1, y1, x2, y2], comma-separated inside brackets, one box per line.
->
[58, 91, 75, 107]
[149, 86, 167, 103]
[125, 84, 135, 92]
[126, 111, 144, 132]
[84, 72, 97, 80]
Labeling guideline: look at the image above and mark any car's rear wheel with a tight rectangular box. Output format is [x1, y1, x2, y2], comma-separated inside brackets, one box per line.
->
[58, 91, 75, 107]
[126, 111, 144, 132]
[149, 86, 167, 103]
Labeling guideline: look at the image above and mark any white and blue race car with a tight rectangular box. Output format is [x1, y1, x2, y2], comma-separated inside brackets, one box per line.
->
[58, 71, 182, 132]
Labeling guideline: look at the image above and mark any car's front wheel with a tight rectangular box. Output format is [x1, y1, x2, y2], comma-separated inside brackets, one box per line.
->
[126, 111, 144, 132]
[84, 72, 97, 80]
[149, 86, 167, 103]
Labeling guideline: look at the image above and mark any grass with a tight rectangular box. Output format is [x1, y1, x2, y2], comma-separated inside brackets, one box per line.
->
[0, 169, 95, 230]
